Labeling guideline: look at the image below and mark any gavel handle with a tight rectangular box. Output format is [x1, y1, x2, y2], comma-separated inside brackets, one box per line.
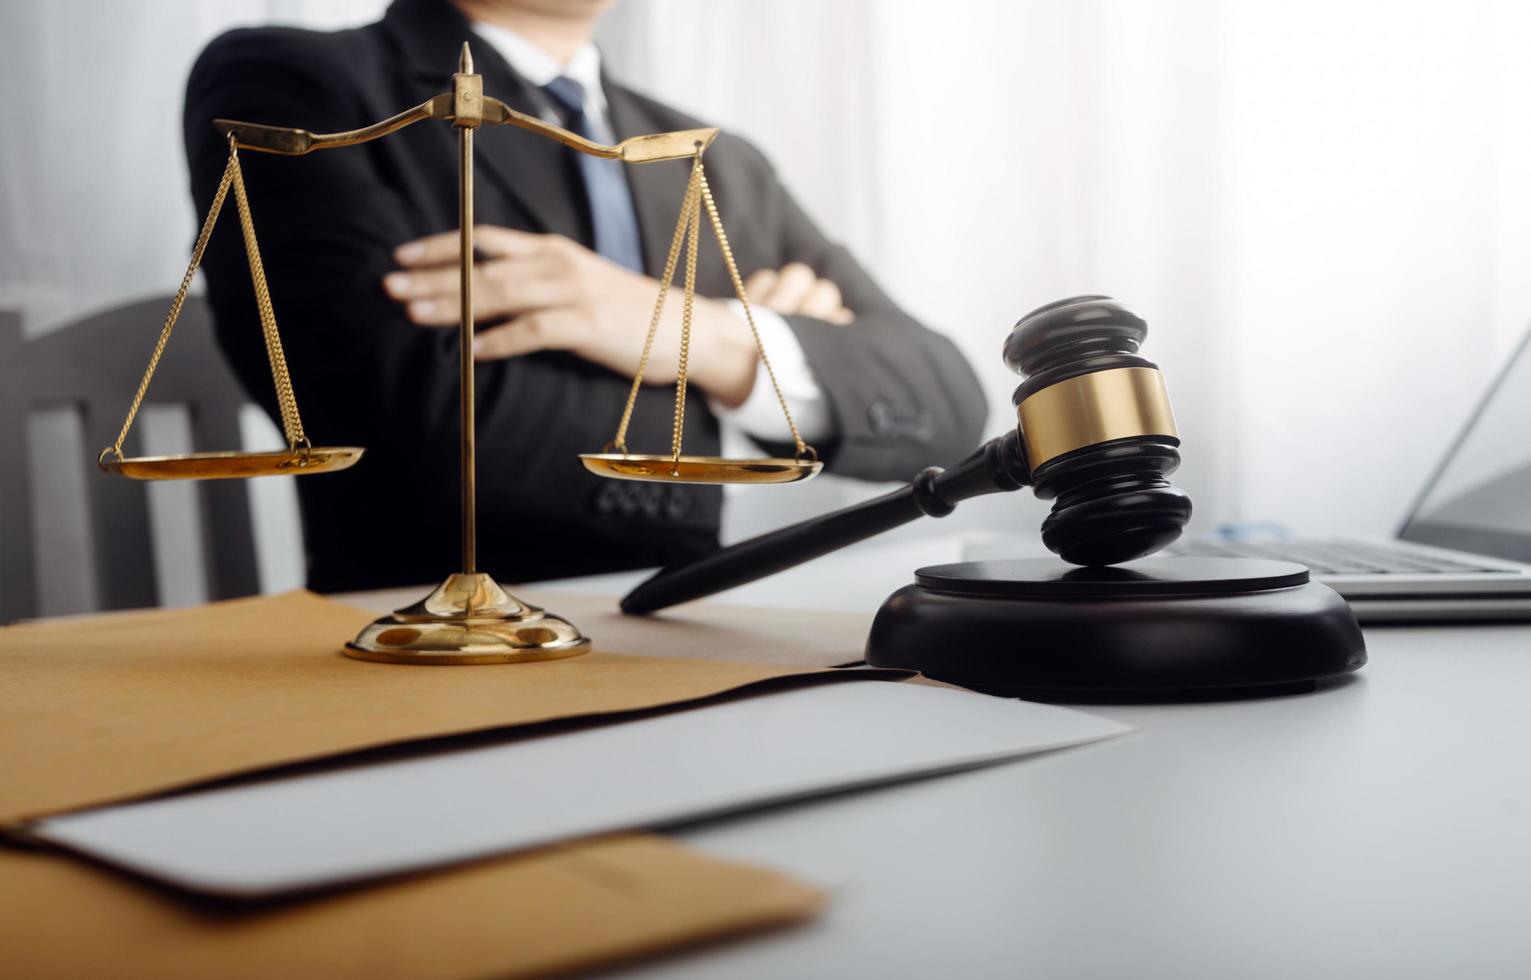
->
[620, 430, 1030, 615]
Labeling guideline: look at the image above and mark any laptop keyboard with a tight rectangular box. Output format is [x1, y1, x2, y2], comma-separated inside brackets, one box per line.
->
[1173, 538, 1512, 576]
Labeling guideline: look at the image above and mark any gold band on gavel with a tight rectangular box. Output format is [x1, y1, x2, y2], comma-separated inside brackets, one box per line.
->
[1016, 366, 1178, 468]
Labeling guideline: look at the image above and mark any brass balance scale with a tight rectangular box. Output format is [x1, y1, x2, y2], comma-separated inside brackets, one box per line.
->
[98, 44, 821, 665]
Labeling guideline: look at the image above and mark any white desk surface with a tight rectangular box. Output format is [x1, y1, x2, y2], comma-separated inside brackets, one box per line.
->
[360, 535, 1531, 980]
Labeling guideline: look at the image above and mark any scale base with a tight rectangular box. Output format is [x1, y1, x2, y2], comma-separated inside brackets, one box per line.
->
[345, 572, 590, 665]
[865, 557, 1366, 702]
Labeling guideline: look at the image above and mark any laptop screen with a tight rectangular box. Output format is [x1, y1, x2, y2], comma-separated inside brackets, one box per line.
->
[1400, 329, 1531, 562]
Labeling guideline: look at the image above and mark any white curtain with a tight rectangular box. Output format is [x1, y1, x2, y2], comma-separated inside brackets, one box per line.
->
[601, 0, 1531, 538]
[0, 0, 389, 332]
[5, 0, 1530, 603]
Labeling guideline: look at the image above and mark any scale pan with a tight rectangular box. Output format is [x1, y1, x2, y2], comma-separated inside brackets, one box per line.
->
[578, 453, 821, 485]
[100, 447, 364, 481]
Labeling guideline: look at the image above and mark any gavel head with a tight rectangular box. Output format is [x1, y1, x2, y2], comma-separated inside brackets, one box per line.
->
[1006, 295, 1193, 565]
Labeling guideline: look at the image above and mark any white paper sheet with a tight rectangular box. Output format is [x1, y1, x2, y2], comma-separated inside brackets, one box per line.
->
[34, 681, 1129, 898]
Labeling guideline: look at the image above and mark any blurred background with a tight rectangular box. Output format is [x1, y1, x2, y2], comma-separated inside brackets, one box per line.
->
[4, 0, 1531, 613]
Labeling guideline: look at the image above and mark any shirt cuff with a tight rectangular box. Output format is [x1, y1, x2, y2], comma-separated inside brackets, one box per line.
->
[709, 302, 834, 444]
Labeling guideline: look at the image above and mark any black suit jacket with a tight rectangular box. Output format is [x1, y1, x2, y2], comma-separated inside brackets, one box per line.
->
[184, 0, 987, 592]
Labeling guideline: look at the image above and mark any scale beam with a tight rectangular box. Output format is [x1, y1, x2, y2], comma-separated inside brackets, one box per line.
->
[215, 101, 718, 163]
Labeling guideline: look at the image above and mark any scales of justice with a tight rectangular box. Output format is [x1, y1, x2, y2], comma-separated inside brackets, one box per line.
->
[97, 44, 820, 665]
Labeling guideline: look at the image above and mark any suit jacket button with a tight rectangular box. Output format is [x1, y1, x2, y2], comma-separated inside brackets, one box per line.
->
[665, 488, 690, 520]
[593, 485, 618, 515]
[910, 412, 934, 444]
[640, 485, 662, 518]
[869, 402, 894, 436]
[619, 485, 640, 517]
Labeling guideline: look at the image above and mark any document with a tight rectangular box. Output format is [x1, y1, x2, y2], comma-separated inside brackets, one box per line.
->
[32, 682, 1129, 898]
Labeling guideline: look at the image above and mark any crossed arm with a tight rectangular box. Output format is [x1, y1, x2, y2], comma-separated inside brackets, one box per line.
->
[380, 225, 854, 408]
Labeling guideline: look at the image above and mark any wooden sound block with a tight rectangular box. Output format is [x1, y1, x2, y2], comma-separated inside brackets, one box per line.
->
[865, 557, 1366, 702]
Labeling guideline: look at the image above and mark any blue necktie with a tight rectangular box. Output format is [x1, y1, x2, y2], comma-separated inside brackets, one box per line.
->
[542, 75, 646, 274]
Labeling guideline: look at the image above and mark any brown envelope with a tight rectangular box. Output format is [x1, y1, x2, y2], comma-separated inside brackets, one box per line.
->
[0, 833, 823, 980]
[0, 591, 863, 978]
[1, 590, 892, 823]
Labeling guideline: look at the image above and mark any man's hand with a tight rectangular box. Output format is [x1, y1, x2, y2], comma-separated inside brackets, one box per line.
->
[384, 228, 852, 407]
[385, 227, 756, 405]
[745, 263, 855, 325]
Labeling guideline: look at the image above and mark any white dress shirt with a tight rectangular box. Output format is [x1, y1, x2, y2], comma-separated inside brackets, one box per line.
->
[471, 22, 832, 444]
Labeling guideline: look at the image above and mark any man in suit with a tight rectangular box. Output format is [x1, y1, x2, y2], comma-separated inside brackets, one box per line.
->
[185, 0, 987, 593]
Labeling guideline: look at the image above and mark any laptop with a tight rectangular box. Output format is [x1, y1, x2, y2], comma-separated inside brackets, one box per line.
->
[1173, 327, 1531, 623]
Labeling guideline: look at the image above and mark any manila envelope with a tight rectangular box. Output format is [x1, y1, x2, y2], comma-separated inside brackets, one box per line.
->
[0, 833, 823, 980]
[0, 590, 898, 823]
[0, 590, 870, 978]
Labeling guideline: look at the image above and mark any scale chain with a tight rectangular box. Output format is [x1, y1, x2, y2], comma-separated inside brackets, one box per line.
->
[607, 152, 815, 464]
[229, 144, 307, 452]
[612, 157, 702, 454]
[105, 138, 309, 464]
[105, 147, 237, 459]
[669, 173, 703, 467]
[696, 167, 811, 460]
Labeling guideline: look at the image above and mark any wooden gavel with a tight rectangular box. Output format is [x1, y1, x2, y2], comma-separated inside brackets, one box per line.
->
[621, 296, 1193, 614]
